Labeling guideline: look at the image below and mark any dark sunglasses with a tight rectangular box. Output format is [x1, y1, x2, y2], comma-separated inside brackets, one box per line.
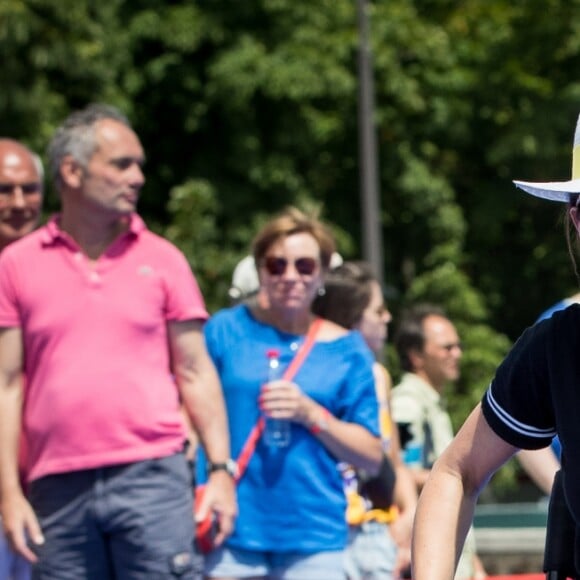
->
[263, 256, 318, 276]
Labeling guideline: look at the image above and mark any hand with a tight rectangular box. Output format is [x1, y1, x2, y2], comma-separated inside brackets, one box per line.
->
[389, 508, 413, 548]
[1, 491, 44, 563]
[259, 380, 313, 424]
[472, 554, 488, 579]
[393, 545, 412, 579]
[194, 471, 237, 547]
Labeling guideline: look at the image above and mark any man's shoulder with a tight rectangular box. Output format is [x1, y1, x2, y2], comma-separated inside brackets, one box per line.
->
[136, 227, 182, 253]
[391, 374, 425, 415]
[133, 228, 193, 269]
[392, 373, 438, 417]
[392, 373, 430, 398]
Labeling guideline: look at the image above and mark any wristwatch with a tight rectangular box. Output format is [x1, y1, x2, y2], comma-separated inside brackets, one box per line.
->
[208, 459, 238, 479]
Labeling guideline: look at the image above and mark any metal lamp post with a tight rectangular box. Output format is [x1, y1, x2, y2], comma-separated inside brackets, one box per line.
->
[357, 0, 384, 286]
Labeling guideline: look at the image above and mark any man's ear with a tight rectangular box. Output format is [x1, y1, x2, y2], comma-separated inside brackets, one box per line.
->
[59, 156, 84, 188]
[408, 348, 423, 371]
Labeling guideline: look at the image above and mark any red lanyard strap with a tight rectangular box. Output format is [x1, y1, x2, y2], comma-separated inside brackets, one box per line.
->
[235, 317, 323, 482]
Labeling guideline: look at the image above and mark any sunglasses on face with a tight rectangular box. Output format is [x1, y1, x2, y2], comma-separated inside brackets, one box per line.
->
[263, 256, 318, 276]
[440, 342, 463, 352]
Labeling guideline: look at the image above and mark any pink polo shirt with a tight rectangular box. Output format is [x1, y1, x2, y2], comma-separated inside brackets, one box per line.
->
[0, 214, 208, 482]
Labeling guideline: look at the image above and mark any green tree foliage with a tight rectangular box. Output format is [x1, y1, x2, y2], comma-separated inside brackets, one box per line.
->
[3, 0, 580, 496]
[0, 0, 131, 156]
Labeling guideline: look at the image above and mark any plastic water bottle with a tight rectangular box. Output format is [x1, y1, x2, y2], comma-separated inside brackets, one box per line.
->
[263, 349, 291, 447]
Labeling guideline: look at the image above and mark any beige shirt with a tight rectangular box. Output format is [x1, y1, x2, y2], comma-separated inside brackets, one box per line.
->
[391, 372, 453, 467]
[392, 372, 477, 580]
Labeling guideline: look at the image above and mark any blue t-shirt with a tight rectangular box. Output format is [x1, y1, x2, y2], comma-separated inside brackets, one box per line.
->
[204, 304, 379, 552]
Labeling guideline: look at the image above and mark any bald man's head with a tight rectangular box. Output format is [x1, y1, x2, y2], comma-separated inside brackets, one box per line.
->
[0, 139, 44, 250]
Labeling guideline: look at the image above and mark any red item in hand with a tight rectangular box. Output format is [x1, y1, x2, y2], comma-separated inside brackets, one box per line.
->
[194, 485, 218, 554]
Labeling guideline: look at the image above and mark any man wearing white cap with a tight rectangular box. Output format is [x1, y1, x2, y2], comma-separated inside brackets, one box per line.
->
[411, 112, 580, 579]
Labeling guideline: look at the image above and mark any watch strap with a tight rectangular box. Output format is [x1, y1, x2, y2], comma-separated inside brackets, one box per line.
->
[208, 459, 238, 478]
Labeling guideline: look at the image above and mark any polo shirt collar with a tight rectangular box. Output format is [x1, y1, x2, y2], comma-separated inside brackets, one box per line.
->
[41, 213, 147, 246]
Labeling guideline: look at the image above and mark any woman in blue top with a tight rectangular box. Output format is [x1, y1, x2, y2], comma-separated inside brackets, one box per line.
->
[204, 207, 383, 580]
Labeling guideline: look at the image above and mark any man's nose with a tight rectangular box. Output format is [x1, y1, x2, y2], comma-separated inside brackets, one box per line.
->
[10, 186, 27, 208]
[129, 163, 145, 188]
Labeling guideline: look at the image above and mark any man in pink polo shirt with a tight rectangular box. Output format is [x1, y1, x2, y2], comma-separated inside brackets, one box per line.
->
[0, 104, 236, 579]
[0, 138, 44, 580]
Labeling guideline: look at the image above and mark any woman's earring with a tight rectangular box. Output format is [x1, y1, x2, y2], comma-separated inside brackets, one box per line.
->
[317, 286, 326, 296]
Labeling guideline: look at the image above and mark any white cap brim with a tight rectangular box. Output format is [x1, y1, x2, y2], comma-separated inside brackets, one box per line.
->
[513, 179, 580, 202]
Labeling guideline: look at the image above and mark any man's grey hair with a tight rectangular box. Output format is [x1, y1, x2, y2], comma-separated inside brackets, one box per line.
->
[47, 103, 132, 190]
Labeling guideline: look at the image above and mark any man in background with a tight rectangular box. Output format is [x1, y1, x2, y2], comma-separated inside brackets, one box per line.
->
[0, 139, 43, 251]
[391, 304, 486, 580]
[0, 138, 44, 580]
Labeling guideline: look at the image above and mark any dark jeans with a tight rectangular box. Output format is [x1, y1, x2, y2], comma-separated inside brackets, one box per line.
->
[28, 453, 202, 580]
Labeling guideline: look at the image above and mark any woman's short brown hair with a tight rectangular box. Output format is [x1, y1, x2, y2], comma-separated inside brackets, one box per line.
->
[311, 261, 375, 329]
[252, 206, 336, 269]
